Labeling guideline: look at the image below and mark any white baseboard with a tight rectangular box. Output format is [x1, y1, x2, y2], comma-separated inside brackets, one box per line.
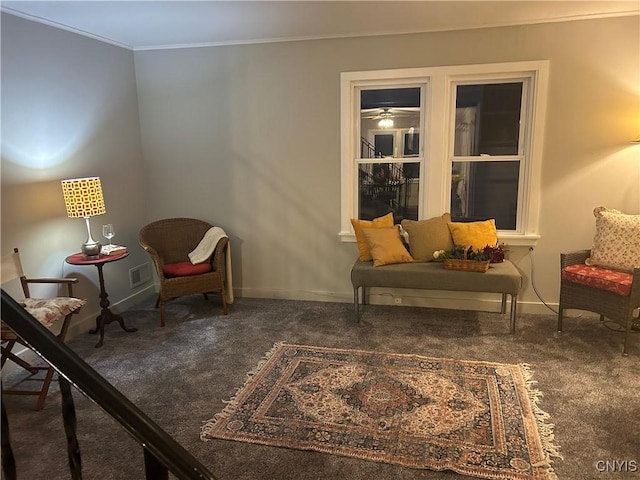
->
[233, 287, 560, 315]
[236, 287, 352, 304]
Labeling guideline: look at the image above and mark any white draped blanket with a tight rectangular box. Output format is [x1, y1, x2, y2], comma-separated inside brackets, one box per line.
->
[189, 226, 234, 304]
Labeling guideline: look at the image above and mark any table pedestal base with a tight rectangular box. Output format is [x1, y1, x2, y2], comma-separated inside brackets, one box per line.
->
[89, 308, 137, 348]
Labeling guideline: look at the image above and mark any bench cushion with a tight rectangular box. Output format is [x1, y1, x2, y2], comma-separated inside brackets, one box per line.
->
[351, 259, 522, 295]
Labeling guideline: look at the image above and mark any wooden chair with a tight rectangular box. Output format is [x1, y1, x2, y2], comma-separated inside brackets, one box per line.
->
[558, 249, 640, 355]
[1, 248, 85, 410]
[139, 218, 230, 327]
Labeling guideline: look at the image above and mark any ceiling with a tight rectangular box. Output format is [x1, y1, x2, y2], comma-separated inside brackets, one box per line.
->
[2, 1, 638, 51]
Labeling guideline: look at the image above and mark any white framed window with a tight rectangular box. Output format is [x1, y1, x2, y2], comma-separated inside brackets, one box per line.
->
[340, 61, 549, 246]
[351, 83, 426, 225]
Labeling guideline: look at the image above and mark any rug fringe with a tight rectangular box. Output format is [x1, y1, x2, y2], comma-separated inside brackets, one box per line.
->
[200, 341, 285, 441]
[519, 363, 563, 480]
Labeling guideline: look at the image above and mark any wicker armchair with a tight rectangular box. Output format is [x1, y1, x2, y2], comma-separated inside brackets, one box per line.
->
[139, 218, 229, 327]
[558, 250, 640, 355]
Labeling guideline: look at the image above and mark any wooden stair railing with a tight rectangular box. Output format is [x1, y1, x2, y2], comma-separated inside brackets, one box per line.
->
[1, 289, 216, 480]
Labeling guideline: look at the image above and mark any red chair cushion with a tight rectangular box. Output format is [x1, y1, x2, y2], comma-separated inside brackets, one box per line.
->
[562, 264, 633, 296]
[163, 261, 212, 278]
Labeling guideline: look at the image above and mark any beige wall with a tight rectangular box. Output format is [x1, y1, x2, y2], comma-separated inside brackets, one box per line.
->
[1, 13, 150, 333]
[2, 13, 639, 329]
[134, 15, 640, 312]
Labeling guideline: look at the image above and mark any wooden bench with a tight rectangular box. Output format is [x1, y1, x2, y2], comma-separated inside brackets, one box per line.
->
[351, 259, 523, 332]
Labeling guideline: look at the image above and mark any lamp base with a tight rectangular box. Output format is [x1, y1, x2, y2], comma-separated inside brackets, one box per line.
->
[82, 241, 102, 259]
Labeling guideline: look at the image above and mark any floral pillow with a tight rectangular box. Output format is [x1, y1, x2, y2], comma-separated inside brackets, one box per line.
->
[585, 206, 640, 273]
[22, 297, 86, 328]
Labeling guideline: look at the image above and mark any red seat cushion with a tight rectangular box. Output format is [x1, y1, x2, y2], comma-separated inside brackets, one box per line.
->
[562, 264, 633, 296]
[163, 261, 212, 278]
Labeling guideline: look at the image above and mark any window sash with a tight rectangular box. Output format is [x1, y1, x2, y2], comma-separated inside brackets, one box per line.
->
[450, 79, 529, 157]
[353, 82, 427, 222]
[448, 80, 529, 231]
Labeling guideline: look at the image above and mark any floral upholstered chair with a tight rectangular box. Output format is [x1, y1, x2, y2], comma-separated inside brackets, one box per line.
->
[558, 207, 640, 355]
[1, 248, 85, 410]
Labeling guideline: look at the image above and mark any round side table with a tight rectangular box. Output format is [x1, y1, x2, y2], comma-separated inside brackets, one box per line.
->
[65, 252, 137, 348]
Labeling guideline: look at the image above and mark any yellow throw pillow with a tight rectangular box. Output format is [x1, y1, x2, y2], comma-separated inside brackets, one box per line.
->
[401, 213, 453, 262]
[351, 212, 394, 261]
[362, 226, 414, 267]
[447, 219, 498, 251]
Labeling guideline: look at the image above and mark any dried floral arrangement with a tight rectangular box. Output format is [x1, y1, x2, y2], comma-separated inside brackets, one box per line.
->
[434, 244, 506, 263]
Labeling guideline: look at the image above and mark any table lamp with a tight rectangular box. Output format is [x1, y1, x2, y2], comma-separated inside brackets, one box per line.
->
[61, 177, 106, 258]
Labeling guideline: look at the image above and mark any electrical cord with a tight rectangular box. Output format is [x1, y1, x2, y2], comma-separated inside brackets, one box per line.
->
[528, 247, 559, 314]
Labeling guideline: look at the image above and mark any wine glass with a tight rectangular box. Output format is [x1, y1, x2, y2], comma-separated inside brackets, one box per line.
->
[102, 224, 115, 246]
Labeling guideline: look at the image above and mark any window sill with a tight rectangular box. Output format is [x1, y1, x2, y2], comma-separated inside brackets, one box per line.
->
[340, 231, 539, 247]
[339, 231, 357, 243]
[497, 234, 540, 247]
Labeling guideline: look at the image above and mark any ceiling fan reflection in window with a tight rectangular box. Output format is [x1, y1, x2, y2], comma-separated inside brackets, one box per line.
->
[360, 107, 420, 129]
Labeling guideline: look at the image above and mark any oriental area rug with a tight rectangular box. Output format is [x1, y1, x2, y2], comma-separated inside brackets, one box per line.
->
[201, 343, 562, 480]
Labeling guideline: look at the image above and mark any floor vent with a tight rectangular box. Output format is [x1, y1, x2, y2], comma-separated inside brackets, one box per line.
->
[129, 263, 151, 289]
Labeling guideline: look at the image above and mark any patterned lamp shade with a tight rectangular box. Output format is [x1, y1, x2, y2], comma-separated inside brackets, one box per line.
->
[61, 177, 106, 218]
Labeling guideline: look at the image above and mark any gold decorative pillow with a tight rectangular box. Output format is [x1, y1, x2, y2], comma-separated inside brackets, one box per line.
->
[362, 226, 414, 267]
[585, 206, 640, 272]
[447, 219, 498, 251]
[351, 212, 394, 261]
[401, 213, 453, 262]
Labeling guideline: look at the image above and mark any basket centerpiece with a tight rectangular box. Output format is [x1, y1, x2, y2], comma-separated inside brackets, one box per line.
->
[434, 244, 505, 273]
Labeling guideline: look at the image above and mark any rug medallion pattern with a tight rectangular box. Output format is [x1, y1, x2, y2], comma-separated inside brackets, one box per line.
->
[201, 343, 561, 479]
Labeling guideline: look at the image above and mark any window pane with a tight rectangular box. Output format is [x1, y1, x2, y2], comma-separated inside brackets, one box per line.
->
[454, 83, 522, 156]
[360, 87, 421, 159]
[358, 162, 419, 222]
[403, 130, 419, 157]
[374, 134, 394, 156]
[451, 161, 519, 230]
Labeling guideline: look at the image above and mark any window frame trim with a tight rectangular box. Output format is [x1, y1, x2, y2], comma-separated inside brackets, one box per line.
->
[340, 61, 549, 246]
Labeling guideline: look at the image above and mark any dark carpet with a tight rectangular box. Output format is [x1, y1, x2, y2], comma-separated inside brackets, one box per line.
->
[2, 296, 639, 480]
